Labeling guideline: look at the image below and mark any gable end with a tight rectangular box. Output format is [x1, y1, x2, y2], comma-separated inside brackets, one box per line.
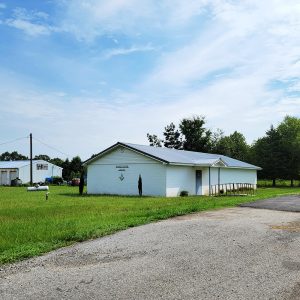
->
[84, 142, 168, 165]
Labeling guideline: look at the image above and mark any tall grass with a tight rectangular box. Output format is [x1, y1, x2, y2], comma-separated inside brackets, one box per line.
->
[0, 186, 299, 265]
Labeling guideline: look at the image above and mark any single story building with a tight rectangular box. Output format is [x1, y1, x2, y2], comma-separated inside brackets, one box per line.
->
[0, 160, 63, 185]
[84, 142, 261, 197]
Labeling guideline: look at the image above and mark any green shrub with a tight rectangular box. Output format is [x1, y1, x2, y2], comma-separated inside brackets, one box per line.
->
[52, 176, 63, 185]
[180, 190, 189, 197]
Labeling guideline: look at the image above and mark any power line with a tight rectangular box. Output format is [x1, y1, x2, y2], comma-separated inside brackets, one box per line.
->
[32, 136, 70, 157]
[0, 135, 71, 158]
[0, 136, 28, 147]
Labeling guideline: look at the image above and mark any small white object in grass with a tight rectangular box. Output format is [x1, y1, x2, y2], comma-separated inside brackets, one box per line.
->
[27, 186, 49, 191]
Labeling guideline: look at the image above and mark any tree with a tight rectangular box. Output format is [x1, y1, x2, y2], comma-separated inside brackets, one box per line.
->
[179, 116, 212, 152]
[50, 157, 64, 168]
[147, 116, 216, 152]
[62, 158, 71, 180]
[163, 122, 182, 149]
[147, 133, 162, 147]
[251, 125, 285, 186]
[214, 131, 250, 161]
[0, 151, 28, 161]
[210, 128, 224, 152]
[276, 116, 300, 186]
[79, 172, 84, 195]
[69, 156, 83, 179]
[34, 154, 51, 161]
[60, 157, 84, 180]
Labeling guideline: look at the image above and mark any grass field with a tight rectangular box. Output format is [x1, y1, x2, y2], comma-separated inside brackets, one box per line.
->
[0, 186, 300, 265]
[258, 179, 300, 187]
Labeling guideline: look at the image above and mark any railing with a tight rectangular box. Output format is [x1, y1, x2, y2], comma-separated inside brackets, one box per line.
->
[210, 183, 256, 196]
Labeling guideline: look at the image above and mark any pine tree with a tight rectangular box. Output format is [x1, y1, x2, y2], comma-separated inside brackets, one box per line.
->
[147, 134, 162, 147]
[163, 122, 182, 149]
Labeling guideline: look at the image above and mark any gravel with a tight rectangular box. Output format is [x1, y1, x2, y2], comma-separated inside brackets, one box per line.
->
[1, 207, 300, 300]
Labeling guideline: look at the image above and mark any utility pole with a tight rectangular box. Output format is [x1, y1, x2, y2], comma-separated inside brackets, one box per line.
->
[30, 133, 33, 185]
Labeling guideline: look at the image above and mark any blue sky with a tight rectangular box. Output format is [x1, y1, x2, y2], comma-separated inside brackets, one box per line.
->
[0, 0, 299, 159]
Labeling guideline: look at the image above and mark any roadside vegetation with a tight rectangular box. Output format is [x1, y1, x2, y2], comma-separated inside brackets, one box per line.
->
[258, 180, 300, 187]
[1, 185, 300, 265]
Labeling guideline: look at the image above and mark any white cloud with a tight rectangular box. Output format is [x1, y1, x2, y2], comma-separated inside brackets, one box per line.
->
[59, 0, 157, 41]
[12, 7, 45, 20]
[0, 3, 6, 9]
[1, 1, 300, 158]
[103, 44, 156, 59]
[4, 7, 53, 36]
[145, 1, 300, 87]
[57, 0, 215, 42]
[159, 0, 209, 26]
[127, 0, 300, 143]
[5, 18, 51, 36]
[0, 66, 299, 160]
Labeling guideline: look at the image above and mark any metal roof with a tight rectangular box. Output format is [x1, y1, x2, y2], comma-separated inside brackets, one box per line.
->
[0, 160, 63, 169]
[85, 142, 261, 170]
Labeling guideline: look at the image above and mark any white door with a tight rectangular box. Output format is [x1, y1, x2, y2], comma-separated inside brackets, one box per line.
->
[195, 170, 202, 195]
[10, 171, 17, 184]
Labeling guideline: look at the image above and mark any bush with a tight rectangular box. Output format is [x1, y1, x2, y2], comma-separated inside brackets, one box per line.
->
[48, 176, 63, 185]
[180, 190, 189, 197]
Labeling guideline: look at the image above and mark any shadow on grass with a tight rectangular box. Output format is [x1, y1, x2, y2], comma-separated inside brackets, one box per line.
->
[58, 193, 152, 198]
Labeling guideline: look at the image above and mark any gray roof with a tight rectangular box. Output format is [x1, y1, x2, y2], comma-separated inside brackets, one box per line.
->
[85, 142, 261, 170]
[0, 160, 62, 169]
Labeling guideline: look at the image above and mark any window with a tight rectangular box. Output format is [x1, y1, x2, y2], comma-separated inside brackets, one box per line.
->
[36, 164, 48, 170]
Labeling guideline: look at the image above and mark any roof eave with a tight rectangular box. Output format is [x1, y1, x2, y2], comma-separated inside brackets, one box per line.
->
[222, 166, 262, 170]
[168, 162, 261, 170]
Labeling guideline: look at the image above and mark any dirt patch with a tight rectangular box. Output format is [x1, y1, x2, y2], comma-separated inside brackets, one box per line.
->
[287, 282, 300, 300]
[172, 208, 241, 221]
[45, 250, 151, 268]
[270, 221, 300, 232]
[282, 261, 300, 271]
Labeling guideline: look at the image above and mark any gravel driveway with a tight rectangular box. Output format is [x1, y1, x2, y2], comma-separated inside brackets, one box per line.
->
[1, 207, 300, 300]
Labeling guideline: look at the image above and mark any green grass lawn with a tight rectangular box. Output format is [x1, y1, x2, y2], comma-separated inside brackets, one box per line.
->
[0, 186, 299, 265]
[258, 179, 300, 187]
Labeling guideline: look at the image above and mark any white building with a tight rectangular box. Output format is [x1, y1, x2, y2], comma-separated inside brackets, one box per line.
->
[0, 160, 63, 185]
[84, 142, 261, 197]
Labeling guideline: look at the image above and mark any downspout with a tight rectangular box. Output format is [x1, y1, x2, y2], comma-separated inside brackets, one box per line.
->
[218, 167, 220, 195]
[209, 167, 211, 196]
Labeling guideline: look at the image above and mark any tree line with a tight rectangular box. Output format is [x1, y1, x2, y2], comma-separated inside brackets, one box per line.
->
[1, 115, 299, 186]
[0, 152, 83, 181]
[147, 115, 300, 186]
